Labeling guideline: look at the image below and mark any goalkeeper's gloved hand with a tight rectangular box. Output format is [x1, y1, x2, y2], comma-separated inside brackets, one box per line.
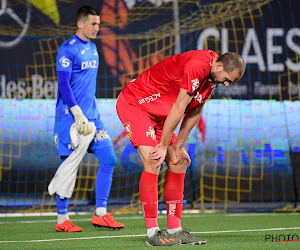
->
[70, 105, 92, 135]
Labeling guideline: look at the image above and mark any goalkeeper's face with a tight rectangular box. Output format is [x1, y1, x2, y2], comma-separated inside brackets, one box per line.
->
[77, 14, 100, 40]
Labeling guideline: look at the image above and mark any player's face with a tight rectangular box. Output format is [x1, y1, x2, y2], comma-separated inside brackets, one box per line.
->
[211, 62, 241, 87]
[77, 15, 100, 40]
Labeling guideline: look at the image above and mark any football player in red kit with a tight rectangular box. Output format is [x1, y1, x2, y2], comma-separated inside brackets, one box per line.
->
[116, 50, 245, 246]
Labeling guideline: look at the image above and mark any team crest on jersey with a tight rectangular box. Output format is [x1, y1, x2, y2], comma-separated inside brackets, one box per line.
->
[124, 122, 133, 139]
[146, 126, 156, 140]
[59, 56, 70, 68]
[191, 78, 200, 92]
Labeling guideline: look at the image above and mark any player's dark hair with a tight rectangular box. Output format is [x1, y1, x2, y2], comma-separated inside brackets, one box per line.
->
[217, 52, 245, 76]
[76, 6, 99, 22]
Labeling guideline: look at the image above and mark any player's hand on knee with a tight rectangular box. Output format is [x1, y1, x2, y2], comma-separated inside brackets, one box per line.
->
[174, 146, 191, 166]
[70, 105, 92, 135]
[149, 144, 167, 166]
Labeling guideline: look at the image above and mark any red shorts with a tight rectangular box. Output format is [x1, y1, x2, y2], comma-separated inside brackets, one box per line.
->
[116, 92, 177, 148]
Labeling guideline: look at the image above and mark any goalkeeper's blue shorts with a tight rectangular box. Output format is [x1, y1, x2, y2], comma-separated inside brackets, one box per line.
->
[54, 116, 113, 156]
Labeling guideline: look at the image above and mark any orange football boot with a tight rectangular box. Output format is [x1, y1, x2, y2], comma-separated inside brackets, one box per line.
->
[92, 213, 124, 229]
[56, 220, 82, 232]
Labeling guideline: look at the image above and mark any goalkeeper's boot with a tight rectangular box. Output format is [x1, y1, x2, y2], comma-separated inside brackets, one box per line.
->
[92, 213, 124, 229]
[56, 220, 82, 232]
[169, 229, 206, 245]
[146, 229, 181, 247]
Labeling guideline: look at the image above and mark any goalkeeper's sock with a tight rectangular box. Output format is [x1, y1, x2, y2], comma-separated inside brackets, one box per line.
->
[164, 170, 185, 230]
[56, 194, 69, 224]
[57, 214, 69, 224]
[95, 207, 107, 217]
[93, 146, 116, 210]
[139, 171, 159, 230]
[95, 164, 114, 208]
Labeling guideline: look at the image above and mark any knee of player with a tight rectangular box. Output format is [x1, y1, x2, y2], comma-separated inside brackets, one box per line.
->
[93, 148, 117, 166]
[103, 154, 117, 166]
[143, 159, 161, 174]
[109, 154, 118, 166]
[169, 159, 190, 172]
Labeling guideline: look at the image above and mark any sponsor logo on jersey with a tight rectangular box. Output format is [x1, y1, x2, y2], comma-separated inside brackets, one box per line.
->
[194, 92, 203, 103]
[81, 50, 85, 54]
[138, 92, 161, 105]
[59, 56, 70, 68]
[191, 78, 200, 92]
[81, 60, 98, 70]
[124, 122, 133, 139]
[94, 130, 111, 142]
[69, 39, 76, 45]
[146, 126, 156, 140]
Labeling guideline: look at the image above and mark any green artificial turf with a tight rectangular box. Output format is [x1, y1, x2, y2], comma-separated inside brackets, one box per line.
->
[0, 213, 299, 249]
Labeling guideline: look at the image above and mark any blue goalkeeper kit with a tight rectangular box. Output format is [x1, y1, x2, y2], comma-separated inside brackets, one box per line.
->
[54, 34, 117, 211]
[54, 35, 111, 156]
[55, 34, 99, 121]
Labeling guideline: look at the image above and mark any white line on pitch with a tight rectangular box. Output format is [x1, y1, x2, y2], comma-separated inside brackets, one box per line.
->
[1, 227, 300, 243]
[0, 214, 201, 224]
[1, 213, 298, 225]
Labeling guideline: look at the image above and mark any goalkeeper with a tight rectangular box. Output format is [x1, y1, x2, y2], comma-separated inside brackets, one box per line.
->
[53, 5, 124, 232]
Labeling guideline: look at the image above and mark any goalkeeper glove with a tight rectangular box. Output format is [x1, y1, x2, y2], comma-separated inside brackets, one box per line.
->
[70, 105, 92, 135]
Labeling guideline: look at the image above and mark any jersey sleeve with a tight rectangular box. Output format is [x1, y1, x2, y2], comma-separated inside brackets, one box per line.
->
[181, 59, 211, 95]
[56, 43, 75, 72]
[56, 43, 77, 108]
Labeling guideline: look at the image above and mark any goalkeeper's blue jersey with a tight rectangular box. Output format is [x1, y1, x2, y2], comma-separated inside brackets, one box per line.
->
[55, 35, 99, 121]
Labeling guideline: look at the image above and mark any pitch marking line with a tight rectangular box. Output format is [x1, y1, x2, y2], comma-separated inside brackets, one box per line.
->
[1, 227, 300, 243]
[0, 213, 299, 225]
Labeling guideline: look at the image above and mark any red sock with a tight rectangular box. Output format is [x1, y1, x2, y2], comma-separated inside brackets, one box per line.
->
[139, 171, 159, 229]
[164, 170, 185, 229]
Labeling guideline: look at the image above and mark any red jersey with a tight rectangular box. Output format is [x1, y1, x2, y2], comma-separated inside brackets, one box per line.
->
[121, 50, 218, 121]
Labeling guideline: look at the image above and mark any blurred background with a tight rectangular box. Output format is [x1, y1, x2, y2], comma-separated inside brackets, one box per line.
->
[0, 0, 299, 214]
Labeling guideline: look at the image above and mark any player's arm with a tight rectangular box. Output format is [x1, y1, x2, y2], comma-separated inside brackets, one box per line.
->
[176, 101, 205, 148]
[57, 70, 92, 136]
[149, 88, 193, 165]
[171, 101, 205, 165]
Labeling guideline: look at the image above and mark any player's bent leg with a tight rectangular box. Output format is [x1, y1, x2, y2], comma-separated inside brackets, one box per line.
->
[137, 146, 170, 246]
[164, 146, 207, 245]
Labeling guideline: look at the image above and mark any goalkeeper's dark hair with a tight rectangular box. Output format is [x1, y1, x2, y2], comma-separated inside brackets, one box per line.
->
[217, 52, 245, 77]
[76, 6, 99, 22]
